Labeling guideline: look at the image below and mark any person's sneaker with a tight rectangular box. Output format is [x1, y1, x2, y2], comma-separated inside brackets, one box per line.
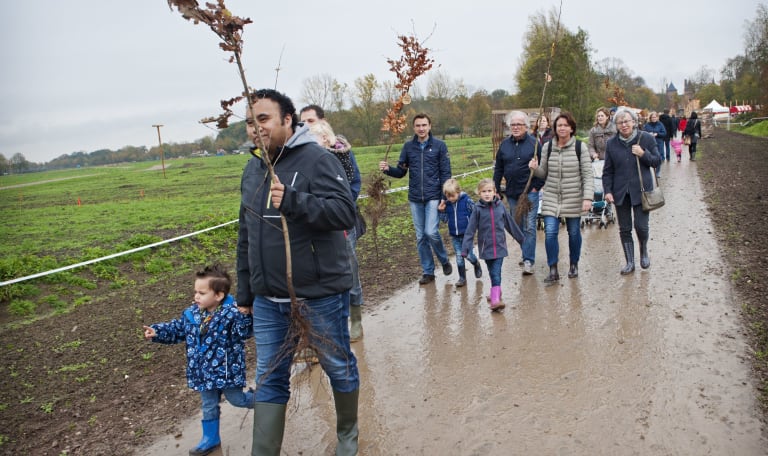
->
[442, 262, 453, 276]
[418, 274, 435, 285]
[456, 277, 466, 287]
[522, 260, 534, 275]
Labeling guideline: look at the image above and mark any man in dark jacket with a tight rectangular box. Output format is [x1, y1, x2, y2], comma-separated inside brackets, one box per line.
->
[237, 89, 359, 455]
[493, 111, 544, 275]
[659, 109, 675, 162]
[379, 113, 453, 285]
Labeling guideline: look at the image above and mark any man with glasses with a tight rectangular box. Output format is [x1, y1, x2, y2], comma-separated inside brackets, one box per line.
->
[493, 111, 544, 275]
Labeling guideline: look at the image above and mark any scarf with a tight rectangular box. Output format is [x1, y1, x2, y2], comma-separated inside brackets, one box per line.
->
[619, 129, 638, 146]
[329, 135, 355, 183]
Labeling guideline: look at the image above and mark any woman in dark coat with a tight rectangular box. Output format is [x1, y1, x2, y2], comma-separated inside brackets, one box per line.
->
[683, 111, 702, 161]
[603, 107, 662, 275]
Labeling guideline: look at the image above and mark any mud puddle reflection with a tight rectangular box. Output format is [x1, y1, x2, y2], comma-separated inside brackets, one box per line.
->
[144, 159, 765, 455]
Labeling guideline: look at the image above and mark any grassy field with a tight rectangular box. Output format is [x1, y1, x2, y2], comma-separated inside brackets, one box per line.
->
[0, 136, 496, 326]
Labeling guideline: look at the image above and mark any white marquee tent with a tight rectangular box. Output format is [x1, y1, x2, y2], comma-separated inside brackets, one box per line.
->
[703, 100, 730, 120]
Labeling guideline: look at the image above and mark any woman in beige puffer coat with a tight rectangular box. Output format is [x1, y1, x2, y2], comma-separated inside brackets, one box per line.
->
[530, 111, 594, 283]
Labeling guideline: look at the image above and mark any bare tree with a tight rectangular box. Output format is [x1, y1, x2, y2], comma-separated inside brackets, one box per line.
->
[351, 74, 382, 145]
[300, 73, 347, 111]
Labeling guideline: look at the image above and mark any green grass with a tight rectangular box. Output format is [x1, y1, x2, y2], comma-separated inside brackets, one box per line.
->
[0, 137, 497, 323]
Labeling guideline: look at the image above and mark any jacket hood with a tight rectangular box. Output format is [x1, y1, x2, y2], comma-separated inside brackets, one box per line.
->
[476, 196, 502, 209]
[285, 123, 316, 149]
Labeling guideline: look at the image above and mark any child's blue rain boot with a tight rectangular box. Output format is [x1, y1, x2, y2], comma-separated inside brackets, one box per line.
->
[189, 418, 221, 456]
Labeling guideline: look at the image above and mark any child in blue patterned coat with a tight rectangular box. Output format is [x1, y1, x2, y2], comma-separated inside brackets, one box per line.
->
[143, 264, 253, 456]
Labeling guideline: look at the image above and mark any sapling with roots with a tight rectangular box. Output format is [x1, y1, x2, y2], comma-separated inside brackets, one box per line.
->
[165, 0, 314, 381]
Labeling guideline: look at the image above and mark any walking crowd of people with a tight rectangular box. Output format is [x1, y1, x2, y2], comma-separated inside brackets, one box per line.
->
[142, 88, 704, 455]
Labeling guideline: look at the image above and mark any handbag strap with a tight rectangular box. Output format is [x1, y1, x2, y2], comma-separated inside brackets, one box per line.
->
[635, 132, 658, 191]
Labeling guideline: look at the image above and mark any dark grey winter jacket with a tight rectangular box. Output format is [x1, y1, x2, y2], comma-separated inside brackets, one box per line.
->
[236, 125, 355, 305]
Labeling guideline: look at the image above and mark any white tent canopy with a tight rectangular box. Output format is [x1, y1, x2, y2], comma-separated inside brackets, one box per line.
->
[703, 99, 729, 113]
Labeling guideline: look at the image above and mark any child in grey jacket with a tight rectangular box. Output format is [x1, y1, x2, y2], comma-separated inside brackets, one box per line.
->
[461, 179, 524, 310]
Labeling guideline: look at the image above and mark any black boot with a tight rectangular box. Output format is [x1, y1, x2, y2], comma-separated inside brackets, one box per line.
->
[333, 389, 359, 456]
[568, 263, 578, 278]
[544, 264, 559, 283]
[456, 265, 467, 287]
[470, 258, 483, 278]
[639, 240, 650, 269]
[621, 241, 635, 275]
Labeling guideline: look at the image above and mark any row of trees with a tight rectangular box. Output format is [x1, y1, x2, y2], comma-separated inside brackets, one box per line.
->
[4, 5, 765, 172]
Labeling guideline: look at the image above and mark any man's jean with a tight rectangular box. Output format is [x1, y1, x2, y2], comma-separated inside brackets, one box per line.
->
[346, 226, 363, 307]
[409, 200, 449, 275]
[485, 258, 503, 287]
[251, 292, 359, 404]
[200, 387, 254, 420]
[543, 216, 582, 266]
[506, 191, 540, 263]
[662, 139, 671, 161]
[450, 234, 477, 268]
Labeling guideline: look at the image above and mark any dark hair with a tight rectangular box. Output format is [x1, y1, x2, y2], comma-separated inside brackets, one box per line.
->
[413, 113, 432, 125]
[250, 89, 298, 128]
[300, 104, 325, 119]
[689, 111, 698, 119]
[553, 111, 577, 138]
[196, 264, 231, 295]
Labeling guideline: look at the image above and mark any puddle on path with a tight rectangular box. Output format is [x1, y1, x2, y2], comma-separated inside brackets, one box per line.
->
[143, 160, 766, 455]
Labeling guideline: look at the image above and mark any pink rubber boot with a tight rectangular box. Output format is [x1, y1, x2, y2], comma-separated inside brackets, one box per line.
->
[489, 286, 505, 311]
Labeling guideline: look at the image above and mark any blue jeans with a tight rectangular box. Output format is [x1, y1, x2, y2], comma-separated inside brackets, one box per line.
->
[506, 191, 540, 263]
[485, 258, 503, 286]
[346, 227, 363, 307]
[251, 292, 359, 404]
[450, 234, 477, 269]
[200, 387, 254, 420]
[663, 138, 671, 161]
[409, 200, 449, 275]
[543, 216, 582, 266]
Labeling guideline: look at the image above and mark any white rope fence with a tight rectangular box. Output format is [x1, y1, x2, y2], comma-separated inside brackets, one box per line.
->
[1, 166, 493, 287]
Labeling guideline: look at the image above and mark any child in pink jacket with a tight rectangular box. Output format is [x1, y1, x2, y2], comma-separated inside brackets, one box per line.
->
[670, 138, 683, 163]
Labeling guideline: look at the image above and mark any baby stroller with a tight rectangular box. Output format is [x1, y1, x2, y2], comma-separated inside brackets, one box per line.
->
[581, 159, 615, 229]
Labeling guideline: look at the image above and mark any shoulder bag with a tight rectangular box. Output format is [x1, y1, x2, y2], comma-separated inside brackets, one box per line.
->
[636, 151, 665, 211]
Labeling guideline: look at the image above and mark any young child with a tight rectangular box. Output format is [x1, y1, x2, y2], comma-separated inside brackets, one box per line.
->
[671, 137, 684, 163]
[461, 178, 524, 310]
[438, 178, 482, 287]
[143, 264, 253, 456]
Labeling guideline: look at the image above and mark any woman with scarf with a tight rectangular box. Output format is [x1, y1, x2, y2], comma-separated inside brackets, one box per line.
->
[309, 120, 365, 342]
[603, 107, 662, 275]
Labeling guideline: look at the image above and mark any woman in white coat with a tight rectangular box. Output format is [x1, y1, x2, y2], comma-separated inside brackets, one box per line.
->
[529, 112, 594, 282]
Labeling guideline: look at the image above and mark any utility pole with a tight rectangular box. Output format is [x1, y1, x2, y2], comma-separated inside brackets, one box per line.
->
[151, 124, 167, 179]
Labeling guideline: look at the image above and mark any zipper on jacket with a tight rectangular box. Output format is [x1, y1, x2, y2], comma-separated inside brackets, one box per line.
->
[490, 204, 497, 258]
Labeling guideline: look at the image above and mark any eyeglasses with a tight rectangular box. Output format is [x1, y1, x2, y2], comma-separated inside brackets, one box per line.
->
[509, 123, 526, 128]
[616, 120, 633, 126]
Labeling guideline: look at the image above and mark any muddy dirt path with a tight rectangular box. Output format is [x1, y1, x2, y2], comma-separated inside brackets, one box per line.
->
[144, 157, 767, 455]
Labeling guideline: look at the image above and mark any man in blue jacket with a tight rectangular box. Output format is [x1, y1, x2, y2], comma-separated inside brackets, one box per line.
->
[237, 89, 359, 455]
[379, 113, 453, 285]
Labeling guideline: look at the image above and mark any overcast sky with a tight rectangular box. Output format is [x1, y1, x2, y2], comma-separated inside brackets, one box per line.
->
[0, 0, 760, 163]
